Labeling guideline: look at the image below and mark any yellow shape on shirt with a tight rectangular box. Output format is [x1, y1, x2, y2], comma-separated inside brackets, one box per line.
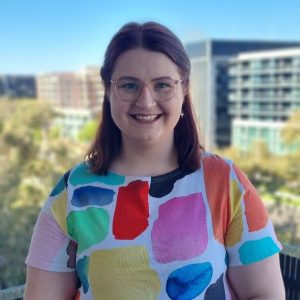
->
[51, 189, 67, 234]
[89, 246, 161, 300]
[225, 179, 243, 247]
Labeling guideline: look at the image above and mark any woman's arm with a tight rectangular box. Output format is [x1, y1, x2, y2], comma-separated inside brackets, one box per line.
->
[24, 266, 78, 300]
[227, 254, 285, 300]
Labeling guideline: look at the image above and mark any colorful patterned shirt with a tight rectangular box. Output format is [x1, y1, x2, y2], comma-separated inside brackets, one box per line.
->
[26, 153, 282, 299]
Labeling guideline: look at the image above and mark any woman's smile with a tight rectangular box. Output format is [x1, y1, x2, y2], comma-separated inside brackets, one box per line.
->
[130, 113, 163, 122]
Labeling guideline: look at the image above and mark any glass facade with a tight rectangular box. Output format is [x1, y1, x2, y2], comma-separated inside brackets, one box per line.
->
[233, 120, 300, 155]
[185, 40, 300, 150]
[229, 50, 300, 154]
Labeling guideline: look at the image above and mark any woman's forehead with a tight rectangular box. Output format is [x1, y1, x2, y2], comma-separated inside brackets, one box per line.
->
[111, 48, 181, 80]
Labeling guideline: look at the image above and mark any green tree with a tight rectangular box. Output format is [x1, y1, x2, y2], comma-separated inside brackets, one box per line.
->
[0, 99, 86, 288]
[77, 119, 99, 143]
[281, 109, 300, 145]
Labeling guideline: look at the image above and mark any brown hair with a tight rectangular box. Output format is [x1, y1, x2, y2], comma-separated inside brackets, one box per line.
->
[86, 22, 204, 174]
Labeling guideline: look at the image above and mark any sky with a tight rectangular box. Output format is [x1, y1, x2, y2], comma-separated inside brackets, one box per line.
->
[1, 0, 300, 74]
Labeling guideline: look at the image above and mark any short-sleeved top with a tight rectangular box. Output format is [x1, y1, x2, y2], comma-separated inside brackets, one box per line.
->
[26, 153, 282, 299]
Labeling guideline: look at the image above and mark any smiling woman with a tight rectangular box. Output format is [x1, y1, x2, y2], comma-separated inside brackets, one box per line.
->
[24, 22, 285, 300]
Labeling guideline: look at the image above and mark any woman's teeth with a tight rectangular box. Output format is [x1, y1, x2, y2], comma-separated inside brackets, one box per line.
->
[134, 114, 160, 121]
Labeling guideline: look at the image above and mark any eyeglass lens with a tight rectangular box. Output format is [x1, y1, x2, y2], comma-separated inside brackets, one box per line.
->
[115, 78, 179, 101]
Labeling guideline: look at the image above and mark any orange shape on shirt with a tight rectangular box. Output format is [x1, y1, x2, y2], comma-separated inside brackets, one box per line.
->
[233, 165, 268, 232]
[113, 180, 149, 239]
[203, 155, 231, 244]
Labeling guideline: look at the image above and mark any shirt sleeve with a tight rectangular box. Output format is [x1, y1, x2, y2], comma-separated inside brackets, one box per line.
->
[225, 161, 282, 266]
[25, 173, 77, 272]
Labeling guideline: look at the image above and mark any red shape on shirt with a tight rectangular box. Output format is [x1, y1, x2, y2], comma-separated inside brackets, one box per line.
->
[113, 180, 149, 239]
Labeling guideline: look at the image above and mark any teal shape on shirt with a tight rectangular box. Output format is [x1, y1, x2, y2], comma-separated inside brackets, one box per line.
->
[77, 256, 89, 293]
[239, 237, 280, 265]
[69, 162, 125, 186]
[50, 176, 65, 197]
[67, 207, 110, 253]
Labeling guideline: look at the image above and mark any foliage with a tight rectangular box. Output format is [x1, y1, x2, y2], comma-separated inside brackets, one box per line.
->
[0, 99, 86, 288]
[77, 119, 99, 143]
[281, 109, 300, 145]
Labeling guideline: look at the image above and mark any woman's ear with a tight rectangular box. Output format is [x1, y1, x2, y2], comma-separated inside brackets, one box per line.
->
[103, 81, 111, 102]
[182, 79, 190, 96]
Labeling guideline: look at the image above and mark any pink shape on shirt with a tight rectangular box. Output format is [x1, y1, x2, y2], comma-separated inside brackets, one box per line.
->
[26, 212, 70, 270]
[151, 193, 208, 263]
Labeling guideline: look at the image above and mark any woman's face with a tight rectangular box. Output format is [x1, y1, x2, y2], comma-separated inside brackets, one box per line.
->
[108, 48, 186, 148]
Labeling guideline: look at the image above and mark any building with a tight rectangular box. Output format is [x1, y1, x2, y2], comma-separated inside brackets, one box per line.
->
[0, 75, 36, 98]
[37, 66, 104, 138]
[185, 39, 300, 150]
[37, 66, 104, 109]
[54, 106, 100, 139]
[228, 48, 300, 155]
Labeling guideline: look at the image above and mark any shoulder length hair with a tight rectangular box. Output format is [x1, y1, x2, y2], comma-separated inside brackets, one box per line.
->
[86, 22, 204, 174]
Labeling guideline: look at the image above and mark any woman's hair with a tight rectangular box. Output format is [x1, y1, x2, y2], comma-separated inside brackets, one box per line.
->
[86, 21, 204, 174]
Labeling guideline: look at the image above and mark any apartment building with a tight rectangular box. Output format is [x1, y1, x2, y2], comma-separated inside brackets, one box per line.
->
[228, 48, 300, 155]
[185, 39, 300, 150]
[37, 66, 104, 138]
[37, 66, 103, 108]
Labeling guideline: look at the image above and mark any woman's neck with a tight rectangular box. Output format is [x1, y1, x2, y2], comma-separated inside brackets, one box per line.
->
[110, 139, 179, 177]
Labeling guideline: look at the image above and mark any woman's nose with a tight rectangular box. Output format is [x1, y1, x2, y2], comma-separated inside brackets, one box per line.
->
[135, 84, 156, 107]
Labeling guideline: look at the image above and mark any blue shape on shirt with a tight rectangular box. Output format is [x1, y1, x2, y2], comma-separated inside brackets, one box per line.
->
[72, 186, 115, 207]
[166, 262, 213, 300]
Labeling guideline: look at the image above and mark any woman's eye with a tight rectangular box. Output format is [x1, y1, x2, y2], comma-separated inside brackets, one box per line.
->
[155, 82, 170, 89]
[120, 82, 139, 91]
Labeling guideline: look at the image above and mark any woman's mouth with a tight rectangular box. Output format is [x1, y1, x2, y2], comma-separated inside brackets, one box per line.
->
[131, 114, 162, 122]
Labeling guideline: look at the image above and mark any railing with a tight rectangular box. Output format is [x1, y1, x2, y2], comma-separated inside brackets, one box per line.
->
[0, 284, 24, 300]
[280, 253, 300, 300]
[1, 251, 300, 300]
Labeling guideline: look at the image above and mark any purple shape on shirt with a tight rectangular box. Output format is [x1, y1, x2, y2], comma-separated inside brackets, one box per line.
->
[151, 193, 208, 263]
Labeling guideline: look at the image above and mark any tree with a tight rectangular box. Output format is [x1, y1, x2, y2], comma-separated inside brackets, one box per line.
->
[0, 99, 86, 287]
[77, 119, 99, 144]
[281, 109, 300, 145]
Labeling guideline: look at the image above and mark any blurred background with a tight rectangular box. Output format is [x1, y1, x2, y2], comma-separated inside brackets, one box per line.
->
[0, 0, 299, 289]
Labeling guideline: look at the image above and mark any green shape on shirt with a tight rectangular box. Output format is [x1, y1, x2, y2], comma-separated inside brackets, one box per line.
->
[67, 207, 110, 253]
[69, 162, 125, 186]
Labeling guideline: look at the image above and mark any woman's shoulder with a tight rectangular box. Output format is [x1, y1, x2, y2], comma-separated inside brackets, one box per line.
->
[65, 161, 126, 187]
[201, 151, 234, 171]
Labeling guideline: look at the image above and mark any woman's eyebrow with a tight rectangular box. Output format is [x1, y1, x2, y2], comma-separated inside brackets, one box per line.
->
[117, 76, 139, 81]
[116, 76, 174, 81]
[153, 76, 173, 80]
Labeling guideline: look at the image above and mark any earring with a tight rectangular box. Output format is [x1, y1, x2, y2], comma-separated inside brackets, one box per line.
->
[180, 111, 184, 118]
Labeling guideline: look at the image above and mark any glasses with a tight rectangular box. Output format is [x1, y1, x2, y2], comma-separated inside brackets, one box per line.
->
[109, 78, 186, 102]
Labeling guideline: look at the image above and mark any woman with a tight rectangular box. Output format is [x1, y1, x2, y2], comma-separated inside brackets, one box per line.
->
[24, 22, 285, 299]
